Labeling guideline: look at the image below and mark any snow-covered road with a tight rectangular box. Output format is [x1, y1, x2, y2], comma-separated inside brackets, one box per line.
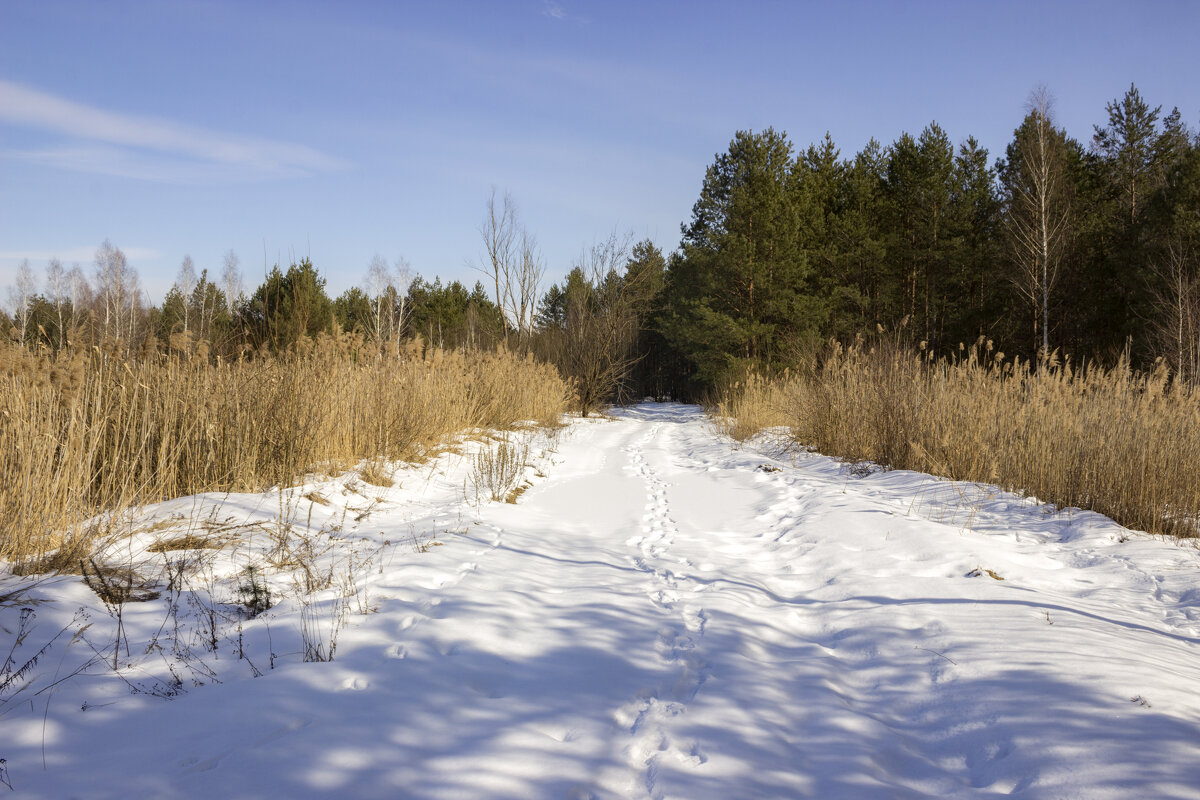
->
[5, 403, 1200, 798]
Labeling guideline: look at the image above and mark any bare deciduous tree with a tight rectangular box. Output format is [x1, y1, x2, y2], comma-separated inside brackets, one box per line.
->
[45, 258, 67, 349]
[127, 272, 145, 349]
[477, 189, 543, 350]
[1004, 87, 1072, 356]
[364, 254, 413, 347]
[176, 255, 197, 335]
[549, 231, 657, 415]
[8, 259, 36, 344]
[1150, 237, 1200, 384]
[514, 229, 544, 346]
[94, 240, 131, 344]
[479, 189, 518, 346]
[366, 253, 392, 343]
[391, 256, 412, 343]
[221, 249, 242, 313]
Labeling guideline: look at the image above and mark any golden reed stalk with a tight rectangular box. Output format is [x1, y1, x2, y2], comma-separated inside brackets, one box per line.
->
[0, 332, 569, 562]
[716, 339, 1200, 539]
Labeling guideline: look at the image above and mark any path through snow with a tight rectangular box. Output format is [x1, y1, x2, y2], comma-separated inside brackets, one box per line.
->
[3, 403, 1200, 798]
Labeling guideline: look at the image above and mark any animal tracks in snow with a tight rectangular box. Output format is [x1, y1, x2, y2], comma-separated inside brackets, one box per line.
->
[616, 422, 713, 798]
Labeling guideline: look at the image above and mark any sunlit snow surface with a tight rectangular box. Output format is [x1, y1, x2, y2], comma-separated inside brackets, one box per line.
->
[3, 403, 1200, 799]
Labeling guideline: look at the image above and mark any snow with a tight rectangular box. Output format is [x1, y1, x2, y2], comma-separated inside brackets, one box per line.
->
[3, 402, 1200, 798]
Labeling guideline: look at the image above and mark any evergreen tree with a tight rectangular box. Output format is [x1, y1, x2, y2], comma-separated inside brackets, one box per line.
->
[662, 128, 820, 390]
[1144, 140, 1200, 380]
[189, 269, 226, 343]
[948, 136, 1005, 345]
[535, 283, 567, 331]
[1093, 83, 1163, 226]
[406, 278, 502, 350]
[158, 286, 188, 343]
[883, 123, 957, 350]
[623, 240, 669, 397]
[795, 134, 848, 336]
[832, 139, 892, 335]
[334, 286, 374, 335]
[1088, 84, 1166, 358]
[240, 258, 334, 351]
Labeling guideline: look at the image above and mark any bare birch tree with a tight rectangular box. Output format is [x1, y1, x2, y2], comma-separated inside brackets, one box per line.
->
[366, 253, 391, 342]
[477, 189, 544, 350]
[176, 255, 197, 335]
[221, 249, 242, 313]
[1150, 237, 1200, 383]
[514, 229, 544, 346]
[94, 240, 129, 344]
[391, 256, 412, 342]
[45, 258, 67, 349]
[363, 254, 413, 346]
[478, 188, 518, 346]
[1003, 87, 1071, 356]
[8, 259, 36, 344]
[126, 272, 144, 351]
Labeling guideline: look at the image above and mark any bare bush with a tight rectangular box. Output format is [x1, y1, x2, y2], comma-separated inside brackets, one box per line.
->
[468, 433, 531, 504]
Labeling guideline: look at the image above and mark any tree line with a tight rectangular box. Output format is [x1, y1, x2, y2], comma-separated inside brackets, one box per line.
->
[1, 242, 511, 358]
[4, 82, 1198, 404]
[1, 190, 662, 414]
[643, 83, 1200, 397]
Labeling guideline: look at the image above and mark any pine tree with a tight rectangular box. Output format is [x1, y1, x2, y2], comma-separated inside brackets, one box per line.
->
[1093, 83, 1162, 226]
[240, 259, 334, 351]
[796, 134, 848, 336]
[662, 128, 819, 390]
[334, 287, 374, 335]
[948, 136, 1004, 344]
[833, 139, 891, 334]
[1089, 84, 1166, 358]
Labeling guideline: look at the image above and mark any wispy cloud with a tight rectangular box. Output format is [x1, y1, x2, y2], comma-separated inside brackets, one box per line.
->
[541, 1, 588, 23]
[0, 79, 347, 182]
[0, 246, 163, 265]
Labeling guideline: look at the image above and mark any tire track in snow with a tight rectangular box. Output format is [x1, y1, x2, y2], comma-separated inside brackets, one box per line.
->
[617, 421, 709, 799]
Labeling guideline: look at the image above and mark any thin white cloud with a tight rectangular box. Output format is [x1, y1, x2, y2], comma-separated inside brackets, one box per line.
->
[0, 79, 347, 181]
[540, 1, 588, 23]
[6, 144, 275, 184]
[0, 246, 162, 265]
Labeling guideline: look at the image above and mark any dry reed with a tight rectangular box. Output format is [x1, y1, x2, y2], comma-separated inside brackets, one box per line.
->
[1, 332, 570, 562]
[715, 339, 1200, 539]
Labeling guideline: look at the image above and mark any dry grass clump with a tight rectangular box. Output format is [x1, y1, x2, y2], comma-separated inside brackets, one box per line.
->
[8, 539, 94, 577]
[1, 333, 570, 562]
[715, 338, 1200, 538]
[81, 560, 160, 604]
[468, 432, 531, 504]
[146, 534, 225, 552]
[358, 460, 395, 488]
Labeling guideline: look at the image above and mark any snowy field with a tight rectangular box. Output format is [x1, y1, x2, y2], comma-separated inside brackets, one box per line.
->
[2, 403, 1200, 799]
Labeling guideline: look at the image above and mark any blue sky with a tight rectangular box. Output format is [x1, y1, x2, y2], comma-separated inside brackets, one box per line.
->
[2, 0, 1198, 304]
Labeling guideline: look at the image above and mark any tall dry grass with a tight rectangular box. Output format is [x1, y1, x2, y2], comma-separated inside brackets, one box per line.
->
[715, 339, 1200, 539]
[1, 332, 570, 562]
